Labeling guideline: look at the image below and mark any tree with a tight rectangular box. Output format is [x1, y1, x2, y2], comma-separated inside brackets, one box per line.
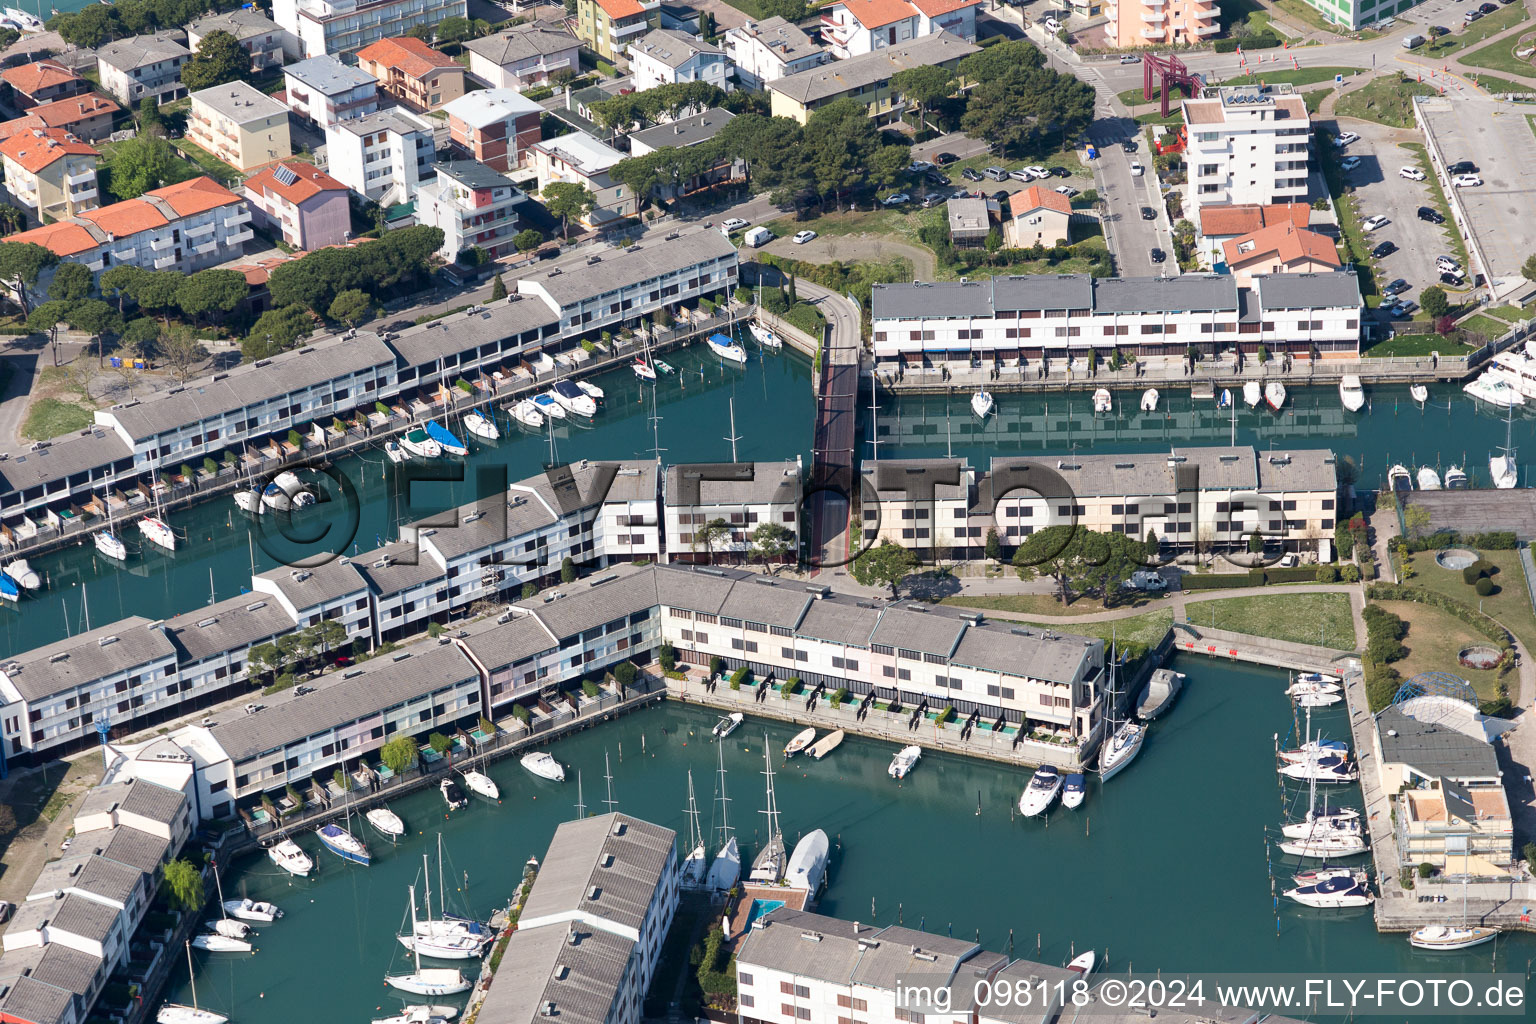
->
[242, 304, 314, 361]
[490, 274, 507, 300]
[182, 30, 250, 90]
[66, 299, 121, 365]
[749, 521, 796, 568]
[891, 65, 955, 131]
[1404, 503, 1431, 538]
[137, 96, 162, 134]
[691, 518, 731, 561]
[158, 324, 207, 381]
[123, 268, 182, 322]
[787, 274, 797, 305]
[958, 41, 1094, 158]
[521, 580, 536, 600]
[1145, 528, 1160, 561]
[67, 358, 96, 401]
[1248, 529, 1264, 554]
[163, 857, 204, 912]
[1012, 525, 1140, 605]
[698, 9, 715, 42]
[542, 182, 596, 238]
[560, 555, 577, 583]
[100, 265, 146, 314]
[457, 245, 490, 268]
[49, 261, 93, 303]
[985, 527, 1001, 562]
[1523, 253, 1536, 284]
[327, 288, 372, 327]
[0, 241, 58, 314]
[850, 541, 918, 598]
[27, 300, 72, 366]
[380, 734, 419, 776]
[103, 134, 196, 200]
[515, 228, 543, 253]
[1420, 285, 1450, 320]
[118, 317, 158, 361]
[177, 269, 246, 325]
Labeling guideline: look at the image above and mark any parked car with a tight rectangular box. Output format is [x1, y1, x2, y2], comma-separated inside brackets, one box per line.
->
[921, 193, 946, 208]
[1140, 206, 1156, 220]
[1150, 247, 1166, 263]
[984, 166, 1010, 181]
[1384, 278, 1410, 295]
[934, 151, 959, 165]
[1120, 54, 1142, 63]
[962, 167, 984, 182]
[1395, 299, 1420, 316]
[1480, 2, 1497, 12]
[1055, 185, 1079, 197]
[1447, 160, 1478, 175]
[1341, 155, 1362, 171]
[1023, 165, 1049, 179]
[908, 160, 934, 172]
[1334, 131, 1360, 147]
[1441, 271, 1465, 285]
[244, 702, 264, 714]
[1417, 205, 1446, 223]
[882, 192, 910, 206]
[1130, 162, 1145, 176]
[721, 217, 749, 232]
[991, 189, 1011, 203]
[1050, 166, 1071, 177]
[1454, 173, 1483, 187]
[1372, 240, 1397, 258]
[1398, 167, 1425, 181]
[1362, 214, 1389, 231]
[1463, 8, 1482, 23]
[793, 230, 818, 244]
[1122, 570, 1167, 591]
[1008, 168, 1034, 182]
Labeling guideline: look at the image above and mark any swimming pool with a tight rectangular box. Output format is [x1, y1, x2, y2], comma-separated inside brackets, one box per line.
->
[745, 898, 786, 930]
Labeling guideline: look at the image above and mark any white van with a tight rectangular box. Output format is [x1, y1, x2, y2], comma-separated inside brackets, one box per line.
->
[743, 226, 773, 248]
[1402, 32, 1426, 47]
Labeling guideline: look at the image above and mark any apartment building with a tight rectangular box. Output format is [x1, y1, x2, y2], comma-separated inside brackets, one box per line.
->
[243, 161, 351, 250]
[527, 131, 634, 226]
[283, 55, 380, 129]
[662, 460, 801, 563]
[0, 60, 87, 110]
[0, 128, 99, 221]
[187, 8, 287, 71]
[416, 159, 527, 261]
[768, 31, 977, 124]
[722, 16, 827, 89]
[95, 34, 190, 106]
[463, 24, 581, 90]
[324, 107, 435, 205]
[1291, 0, 1409, 30]
[271, 0, 467, 58]
[576, 0, 660, 60]
[356, 36, 465, 113]
[868, 271, 1364, 365]
[1105, 0, 1218, 47]
[187, 81, 293, 173]
[628, 108, 740, 198]
[819, 0, 979, 58]
[4, 177, 251, 282]
[1222, 222, 1341, 286]
[1, 94, 121, 144]
[443, 89, 542, 172]
[626, 28, 730, 93]
[1182, 84, 1312, 217]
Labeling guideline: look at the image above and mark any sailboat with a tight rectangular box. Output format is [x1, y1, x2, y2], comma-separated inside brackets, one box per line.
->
[372, 1007, 456, 1024]
[1242, 380, 1262, 407]
[633, 355, 658, 381]
[385, 884, 472, 996]
[463, 408, 499, 440]
[1217, 388, 1232, 409]
[191, 932, 250, 953]
[94, 488, 127, 560]
[4, 559, 39, 590]
[367, 806, 406, 840]
[316, 819, 370, 865]
[157, 941, 228, 1024]
[138, 482, 177, 552]
[460, 763, 499, 799]
[970, 390, 994, 418]
[748, 734, 786, 884]
[425, 419, 468, 456]
[1265, 380, 1286, 411]
[680, 770, 709, 891]
[705, 741, 740, 892]
[707, 332, 748, 364]
[402, 845, 490, 956]
[1491, 402, 1518, 488]
[1099, 641, 1144, 781]
[1278, 708, 1367, 859]
[1410, 876, 1498, 950]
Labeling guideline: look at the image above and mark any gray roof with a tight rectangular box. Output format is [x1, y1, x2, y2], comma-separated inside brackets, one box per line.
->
[629, 28, 721, 69]
[993, 274, 1093, 312]
[458, 612, 557, 672]
[476, 921, 633, 1024]
[209, 643, 478, 762]
[1376, 706, 1500, 779]
[736, 907, 979, 989]
[351, 540, 447, 598]
[463, 24, 580, 66]
[115, 777, 186, 826]
[768, 31, 978, 105]
[1092, 274, 1237, 314]
[952, 620, 1100, 685]
[0, 942, 102, 998]
[0, 974, 77, 1024]
[717, 576, 812, 628]
[979, 446, 1334, 503]
[97, 34, 189, 71]
[382, 292, 559, 372]
[437, 159, 518, 192]
[331, 107, 431, 138]
[946, 197, 989, 237]
[629, 107, 734, 151]
[0, 428, 131, 499]
[651, 564, 738, 615]
[284, 55, 378, 94]
[874, 280, 991, 318]
[863, 458, 970, 501]
[794, 591, 882, 646]
[190, 80, 288, 123]
[30, 853, 143, 906]
[948, 953, 1056, 1020]
[848, 923, 978, 991]
[164, 593, 298, 663]
[1, 617, 176, 701]
[517, 812, 675, 932]
[602, 462, 658, 503]
[188, 8, 281, 42]
[728, 16, 820, 62]
[1256, 269, 1362, 310]
[868, 604, 966, 657]
[515, 565, 660, 642]
[664, 460, 801, 507]
[1257, 448, 1339, 494]
[517, 229, 737, 309]
[103, 333, 396, 442]
[95, 825, 169, 874]
[12, 892, 119, 944]
[254, 558, 370, 611]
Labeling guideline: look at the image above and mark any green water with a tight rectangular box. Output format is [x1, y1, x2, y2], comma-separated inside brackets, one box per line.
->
[167, 658, 1531, 1022]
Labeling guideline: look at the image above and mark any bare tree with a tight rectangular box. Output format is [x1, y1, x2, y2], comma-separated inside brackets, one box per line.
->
[67, 358, 96, 403]
[158, 325, 207, 382]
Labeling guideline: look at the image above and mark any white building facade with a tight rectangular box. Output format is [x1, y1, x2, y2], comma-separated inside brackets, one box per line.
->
[1182, 84, 1312, 215]
[271, 0, 468, 57]
[324, 107, 436, 204]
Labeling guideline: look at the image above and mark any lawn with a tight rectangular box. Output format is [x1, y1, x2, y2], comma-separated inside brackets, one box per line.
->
[1117, 84, 1199, 107]
[1373, 600, 1503, 700]
[1399, 141, 1470, 270]
[1334, 75, 1438, 128]
[22, 398, 93, 440]
[1486, 304, 1531, 321]
[764, 205, 936, 243]
[1402, 548, 1536, 653]
[1468, 72, 1535, 94]
[1187, 593, 1356, 650]
[1421, 4, 1529, 56]
[1274, 0, 1373, 35]
[172, 139, 241, 185]
[1363, 332, 1473, 357]
[1460, 313, 1510, 338]
[1460, 32, 1536, 77]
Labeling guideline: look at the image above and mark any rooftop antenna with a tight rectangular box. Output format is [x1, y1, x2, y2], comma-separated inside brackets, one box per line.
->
[575, 770, 586, 819]
[603, 750, 617, 813]
[725, 396, 741, 463]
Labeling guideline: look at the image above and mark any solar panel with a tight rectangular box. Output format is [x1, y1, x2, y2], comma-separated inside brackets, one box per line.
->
[273, 165, 299, 186]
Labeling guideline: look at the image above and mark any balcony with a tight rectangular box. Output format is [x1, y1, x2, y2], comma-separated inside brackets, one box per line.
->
[1193, 21, 1219, 34]
[153, 254, 178, 269]
[226, 227, 255, 245]
[1141, 11, 1165, 22]
[148, 235, 174, 252]
[1140, 25, 1163, 38]
[66, 169, 95, 186]
[192, 239, 219, 255]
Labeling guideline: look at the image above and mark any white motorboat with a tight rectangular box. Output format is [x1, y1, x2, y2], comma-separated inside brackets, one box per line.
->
[549, 380, 598, 417]
[1243, 380, 1262, 407]
[1410, 924, 1499, 951]
[223, 898, 281, 922]
[1340, 375, 1366, 411]
[888, 745, 922, 779]
[1279, 753, 1357, 783]
[461, 769, 499, 799]
[632, 357, 658, 381]
[1017, 765, 1063, 817]
[463, 410, 499, 440]
[191, 933, 251, 953]
[139, 515, 176, 552]
[1285, 874, 1373, 908]
[1067, 951, 1097, 979]
[1060, 772, 1086, 809]
[5, 559, 40, 590]
[970, 390, 994, 418]
[1418, 466, 1442, 490]
[384, 968, 471, 996]
[4, 7, 43, 30]
[159, 941, 227, 1024]
[261, 470, 314, 512]
[707, 332, 748, 364]
[1092, 388, 1112, 413]
[267, 838, 312, 877]
[1410, 383, 1428, 404]
[384, 441, 410, 463]
[510, 399, 544, 428]
[1286, 678, 1342, 698]
[1464, 373, 1525, 408]
[400, 427, 443, 459]
[784, 727, 817, 757]
[1140, 388, 1158, 411]
[95, 529, 127, 561]
[1099, 720, 1144, 780]
[712, 712, 744, 739]
[532, 393, 566, 420]
[1292, 866, 1362, 886]
[807, 730, 843, 759]
[367, 807, 406, 840]
[440, 778, 468, 811]
[520, 751, 566, 782]
[1444, 465, 1469, 489]
[783, 828, 830, 895]
[1387, 463, 1413, 493]
[1265, 380, 1286, 411]
[1294, 671, 1340, 685]
[1135, 669, 1184, 720]
[1218, 388, 1232, 409]
[749, 323, 782, 349]
[577, 379, 605, 402]
[1295, 691, 1343, 708]
[203, 919, 250, 939]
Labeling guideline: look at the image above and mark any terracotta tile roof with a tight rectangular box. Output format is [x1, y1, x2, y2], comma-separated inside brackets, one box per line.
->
[1223, 222, 1340, 270]
[31, 93, 120, 128]
[593, 0, 648, 18]
[356, 36, 460, 79]
[1198, 201, 1309, 238]
[0, 114, 47, 142]
[1009, 184, 1071, 218]
[4, 220, 99, 257]
[245, 161, 347, 206]
[147, 175, 243, 218]
[907, 0, 981, 16]
[836, 0, 919, 28]
[1, 60, 80, 97]
[82, 197, 169, 238]
[0, 128, 97, 174]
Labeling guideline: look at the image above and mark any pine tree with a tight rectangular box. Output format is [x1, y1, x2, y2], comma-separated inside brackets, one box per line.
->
[491, 274, 507, 300]
[788, 274, 798, 304]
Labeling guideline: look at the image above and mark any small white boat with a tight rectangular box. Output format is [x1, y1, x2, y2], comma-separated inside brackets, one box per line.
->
[373, 1008, 453, 1024]
[1295, 691, 1343, 708]
[712, 712, 744, 739]
[400, 427, 443, 458]
[139, 515, 176, 552]
[577, 379, 605, 401]
[1067, 950, 1096, 979]
[1279, 754, 1357, 783]
[1243, 380, 1262, 407]
[1092, 387, 1112, 413]
[463, 410, 499, 440]
[550, 380, 597, 416]
[384, 969, 471, 996]
[461, 769, 499, 799]
[1265, 380, 1286, 411]
[1491, 450, 1519, 489]
[1099, 720, 1144, 781]
[191, 933, 251, 953]
[971, 389, 994, 418]
[633, 357, 658, 381]
[398, 931, 484, 959]
[520, 751, 566, 782]
[1140, 388, 1158, 411]
[783, 828, 829, 894]
[749, 323, 782, 349]
[510, 399, 544, 428]
[267, 838, 312, 877]
[203, 919, 250, 939]
[1060, 772, 1086, 810]
[1218, 388, 1232, 409]
[1387, 464, 1413, 493]
[888, 745, 922, 779]
[1285, 875, 1373, 908]
[1286, 678, 1342, 698]
[440, 778, 467, 811]
[1418, 466, 1442, 490]
[1278, 738, 1349, 764]
[1410, 924, 1499, 951]
[1465, 374, 1525, 408]
[367, 807, 406, 840]
[95, 530, 128, 560]
[223, 898, 281, 922]
[1280, 810, 1361, 840]
[6, 559, 40, 590]
[1445, 465, 1469, 489]
[1293, 866, 1362, 886]
[784, 727, 817, 757]
[532, 393, 566, 420]
[1018, 764, 1063, 817]
[1410, 383, 1428, 404]
[1340, 374, 1366, 412]
[1135, 669, 1184, 721]
[158, 1006, 227, 1024]
[707, 332, 748, 364]
[807, 729, 844, 760]
[384, 441, 410, 463]
[262, 470, 312, 512]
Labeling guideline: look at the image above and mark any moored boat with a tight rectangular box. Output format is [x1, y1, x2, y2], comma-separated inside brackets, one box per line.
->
[1418, 466, 1442, 490]
[400, 427, 443, 459]
[577, 379, 605, 402]
[1017, 765, 1062, 817]
[1410, 383, 1428, 404]
[425, 419, 467, 456]
[510, 399, 544, 428]
[520, 751, 566, 781]
[1279, 753, 1357, 783]
[316, 822, 370, 865]
[1060, 772, 1086, 809]
[749, 322, 782, 349]
[461, 769, 499, 799]
[1092, 387, 1111, 413]
[367, 807, 406, 840]
[550, 380, 598, 417]
[888, 745, 922, 779]
[1285, 874, 1373, 908]
[440, 778, 468, 811]
[1265, 380, 1286, 411]
[1277, 738, 1348, 764]
[191, 933, 251, 953]
[1099, 720, 1144, 781]
[1067, 951, 1096, 978]
[1387, 464, 1413, 493]
[158, 941, 227, 1024]
[712, 712, 744, 739]
[463, 409, 499, 440]
[139, 515, 176, 552]
[384, 441, 410, 463]
[95, 529, 128, 561]
[1280, 809, 1361, 840]
[1340, 375, 1366, 411]
[6, 559, 40, 590]
[223, 898, 281, 922]
[1445, 465, 1469, 489]
[784, 727, 817, 757]
[1218, 387, 1232, 409]
[971, 390, 994, 418]
[532, 393, 566, 420]
[1243, 380, 1262, 407]
[1140, 388, 1158, 411]
[783, 829, 830, 895]
[633, 357, 658, 381]
[384, 969, 471, 996]
[1465, 373, 1525, 408]
[1409, 924, 1499, 951]
[267, 838, 312, 877]
[1135, 668, 1184, 720]
[707, 332, 748, 364]
[203, 919, 249, 939]
[807, 729, 844, 760]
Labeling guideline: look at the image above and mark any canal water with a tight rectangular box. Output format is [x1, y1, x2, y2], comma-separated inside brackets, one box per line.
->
[167, 656, 1530, 1022]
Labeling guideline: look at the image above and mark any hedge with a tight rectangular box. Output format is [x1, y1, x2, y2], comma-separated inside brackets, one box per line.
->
[1366, 583, 1513, 649]
[729, 666, 751, 690]
[1213, 33, 1279, 52]
[1179, 572, 1262, 591]
[1400, 530, 1518, 552]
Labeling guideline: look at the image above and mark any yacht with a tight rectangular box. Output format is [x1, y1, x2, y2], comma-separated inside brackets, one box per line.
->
[1279, 831, 1368, 858]
[510, 399, 544, 428]
[262, 470, 314, 512]
[316, 821, 370, 865]
[1417, 467, 1442, 490]
[222, 898, 281, 922]
[4, 7, 44, 30]
[372, 1008, 454, 1024]
[1092, 388, 1112, 413]
[550, 380, 598, 417]
[712, 712, 744, 739]
[463, 409, 499, 440]
[1265, 380, 1286, 411]
[807, 730, 844, 760]
[1445, 465, 1469, 489]
[1409, 924, 1499, 951]
[191, 933, 251, 953]
[1486, 351, 1536, 399]
[1464, 373, 1524, 408]
[440, 778, 468, 811]
[95, 527, 127, 561]
[6, 559, 40, 591]
[425, 420, 467, 456]
[1410, 383, 1428, 404]
[461, 769, 499, 799]
[1017, 765, 1063, 817]
[400, 427, 443, 459]
[970, 390, 994, 418]
[139, 515, 176, 552]
[750, 323, 782, 349]
[888, 745, 922, 779]
[1278, 737, 1349, 764]
[387, 884, 474, 995]
[1387, 464, 1413, 493]
[159, 941, 227, 1024]
[783, 829, 830, 895]
[267, 838, 313, 877]
[680, 771, 710, 891]
[521, 751, 566, 782]
[1339, 375, 1366, 411]
[384, 441, 410, 463]
[1294, 690, 1343, 708]
[707, 332, 748, 364]
[1140, 388, 1158, 411]
[1280, 809, 1362, 840]
[203, 919, 250, 940]
[1135, 668, 1184, 720]
[1279, 753, 1358, 783]
[532, 393, 566, 420]
[577, 379, 605, 402]
[632, 357, 658, 381]
[1099, 719, 1145, 780]
[1285, 874, 1374, 908]
[1242, 380, 1262, 407]
[1060, 772, 1086, 809]
[367, 807, 406, 840]
[1286, 678, 1342, 698]
[1292, 866, 1362, 886]
[784, 727, 817, 757]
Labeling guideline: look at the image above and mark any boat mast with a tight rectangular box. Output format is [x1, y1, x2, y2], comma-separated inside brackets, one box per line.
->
[716, 739, 733, 845]
[759, 733, 781, 857]
[603, 751, 617, 813]
[408, 884, 422, 972]
[725, 397, 741, 463]
[184, 940, 200, 1012]
[685, 769, 703, 851]
[437, 834, 446, 921]
[575, 770, 586, 819]
[213, 865, 229, 921]
[422, 853, 433, 924]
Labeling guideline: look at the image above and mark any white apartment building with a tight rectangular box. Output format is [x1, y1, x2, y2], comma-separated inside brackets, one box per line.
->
[818, 1, 978, 58]
[528, 130, 633, 226]
[1182, 84, 1311, 216]
[869, 272, 1364, 365]
[626, 28, 731, 93]
[186, 8, 287, 71]
[94, 34, 190, 106]
[1105, 0, 1218, 47]
[596, 462, 663, 564]
[415, 159, 527, 262]
[271, 0, 467, 58]
[663, 460, 802, 563]
[723, 16, 828, 89]
[283, 55, 380, 129]
[324, 107, 436, 205]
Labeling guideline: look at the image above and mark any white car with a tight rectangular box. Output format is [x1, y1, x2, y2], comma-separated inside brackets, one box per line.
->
[1454, 173, 1483, 187]
[881, 193, 910, 206]
[1341, 156, 1362, 171]
[1398, 167, 1425, 181]
[1129, 162, 1145, 176]
[908, 160, 933, 172]
[1055, 185, 1079, 197]
[1024, 165, 1049, 179]
[1362, 214, 1389, 231]
[1334, 131, 1360, 147]
[793, 230, 818, 244]
[720, 217, 749, 231]
[1436, 256, 1462, 273]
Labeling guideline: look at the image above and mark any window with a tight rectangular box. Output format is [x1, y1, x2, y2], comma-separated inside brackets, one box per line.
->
[739, 994, 754, 1008]
[739, 973, 754, 987]
[779, 982, 794, 996]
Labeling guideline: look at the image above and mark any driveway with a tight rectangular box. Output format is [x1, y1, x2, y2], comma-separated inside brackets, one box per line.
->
[908, 131, 991, 166]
